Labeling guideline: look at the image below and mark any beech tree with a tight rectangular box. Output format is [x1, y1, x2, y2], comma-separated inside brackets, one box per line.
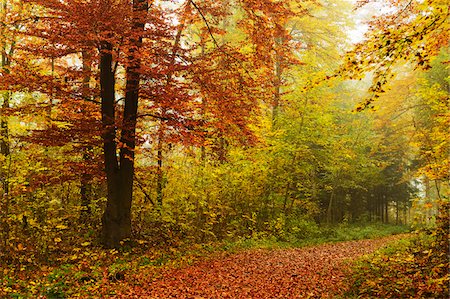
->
[98, 0, 147, 248]
[6, 0, 307, 247]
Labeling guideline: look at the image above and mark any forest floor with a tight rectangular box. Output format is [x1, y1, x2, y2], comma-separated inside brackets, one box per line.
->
[109, 234, 406, 298]
[3, 233, 421, 298]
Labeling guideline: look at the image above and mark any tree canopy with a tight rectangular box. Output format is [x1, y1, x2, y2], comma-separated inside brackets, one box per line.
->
[0, 0, 447, 266]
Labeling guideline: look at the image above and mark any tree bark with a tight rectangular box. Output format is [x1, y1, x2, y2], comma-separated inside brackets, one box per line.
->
[99, 40, 122, 247]
[327, 190, 334, 224]
[1, 0, 12, 249]
[80, 50, 93, 221]
[101, 0, 147, 248]
[272, 26, 284, 128]
[384, 195, 388, 223]
[156, 128, 163, 206]
[272, 50, 282, 127]
[0, 91, 10, 250]
[0, 92, 9, 164]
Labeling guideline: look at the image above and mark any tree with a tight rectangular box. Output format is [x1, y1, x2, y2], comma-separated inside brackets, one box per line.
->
[99, 0, 148, 247]
[339, 0, 449, 110]
[412, 49, 449, 199]
[7, 0, 309, 247]
[0, 0, 32, 252]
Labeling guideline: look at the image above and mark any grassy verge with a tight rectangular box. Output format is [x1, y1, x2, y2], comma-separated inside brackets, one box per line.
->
[343, 233, 449, 298]
[342, 203, 449, 299]
[230, 222, 411, 250]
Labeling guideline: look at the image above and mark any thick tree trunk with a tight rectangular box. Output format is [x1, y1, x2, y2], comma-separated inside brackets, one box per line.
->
[99, 41, 123, 248]
[101, 0, 147, 248]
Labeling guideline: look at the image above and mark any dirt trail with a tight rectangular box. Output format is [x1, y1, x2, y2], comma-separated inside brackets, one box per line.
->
[116, 235, 405, 298]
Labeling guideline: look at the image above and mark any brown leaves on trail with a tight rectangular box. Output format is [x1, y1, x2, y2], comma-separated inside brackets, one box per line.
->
[115, 235, 404, 298]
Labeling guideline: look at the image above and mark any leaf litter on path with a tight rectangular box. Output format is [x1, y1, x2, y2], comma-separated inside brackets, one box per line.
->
[114, 235, 406, 298]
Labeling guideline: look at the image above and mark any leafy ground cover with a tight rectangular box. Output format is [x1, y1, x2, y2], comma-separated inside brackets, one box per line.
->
[1, 224, 409, 298]
[113, 234, 406, 298]
[344, 202, 449, 299]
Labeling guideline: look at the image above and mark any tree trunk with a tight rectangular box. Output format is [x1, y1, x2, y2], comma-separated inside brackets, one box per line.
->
[384, 195, 388, 223]
[395, 200, 399, 225]
[80, 150, 93, 219]
[156, 128, 163, 206]
[327, 190, 334, 224]
[377, 195, 382, 222]
[0, 92, 9, 167]
[1, 0, 12, 249]
[1, 0, 11, 194]
[80, 50, 93, 221]
[282, 181, 290, 214]
[272, 24, 284, 128]
[99, 41, 123, 247]
[154, 5, 187, 206]
[0, 91, 10, 250]
[272, 50, 282, 127]
[101, 0, 147, 248]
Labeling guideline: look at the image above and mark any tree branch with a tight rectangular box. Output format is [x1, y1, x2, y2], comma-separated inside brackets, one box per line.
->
[134, 175, 155, 206]
[137, 113, 169, 121]
[188, 0, 252, 77]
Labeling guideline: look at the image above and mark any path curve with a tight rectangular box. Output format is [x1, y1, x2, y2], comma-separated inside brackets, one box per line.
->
[116, 235, 405, 298]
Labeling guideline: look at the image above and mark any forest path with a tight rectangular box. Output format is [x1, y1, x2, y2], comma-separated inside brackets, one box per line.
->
[116, 235, 405, 298]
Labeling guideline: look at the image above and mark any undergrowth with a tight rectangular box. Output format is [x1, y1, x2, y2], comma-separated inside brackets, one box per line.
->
[343, 202, 449, 299]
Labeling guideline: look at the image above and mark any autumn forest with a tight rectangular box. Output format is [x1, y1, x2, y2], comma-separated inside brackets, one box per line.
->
[0, 0, 448, 298]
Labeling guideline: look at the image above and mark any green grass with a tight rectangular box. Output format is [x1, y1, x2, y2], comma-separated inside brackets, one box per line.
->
[226, 222, 411, 250]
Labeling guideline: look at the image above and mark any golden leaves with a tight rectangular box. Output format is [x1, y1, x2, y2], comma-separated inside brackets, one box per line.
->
[338, 0, 449, 111]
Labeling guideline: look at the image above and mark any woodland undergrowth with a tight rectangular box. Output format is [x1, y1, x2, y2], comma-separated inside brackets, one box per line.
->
[344, 201, 449, 299]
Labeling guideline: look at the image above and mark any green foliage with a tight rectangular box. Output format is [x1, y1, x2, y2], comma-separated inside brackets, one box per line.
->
[45, 265, 73, 299]
[229, 221, 410, 250]
[345, 202, 449, 298]
[413, 49, 450, 183]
